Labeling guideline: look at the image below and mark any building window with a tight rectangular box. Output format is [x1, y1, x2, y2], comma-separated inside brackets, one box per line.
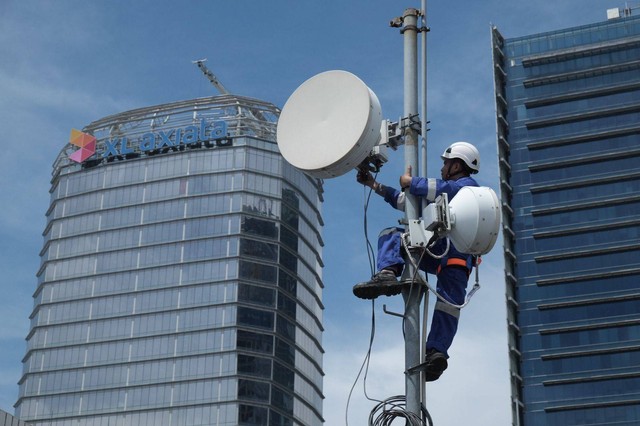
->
[241, 216, 278, 239]
[238, 354, 272, 379]
[278, 270, 297, 295]
[239, 260, 277, 284]
[279, 248, 297, 274]
[276, 314, 295, 342]
[273, 362, 295, 390]
[271, 386, 294, 413]
[239, 404, 269, 425]
[277, 292, 296, 319]
[238, 379, 270, 402]
[279, 225, 297, 251]
[237, 330, 274, 354]
[269, 409, 294, 425]
[240, 238, 278, 262]
[275, 338, 294, 365]
[238, 284, 275, 307]
[237, 307, 274, 331]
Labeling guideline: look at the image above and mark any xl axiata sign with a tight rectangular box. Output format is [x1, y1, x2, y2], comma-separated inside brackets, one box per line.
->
[69, 118, 229, 164]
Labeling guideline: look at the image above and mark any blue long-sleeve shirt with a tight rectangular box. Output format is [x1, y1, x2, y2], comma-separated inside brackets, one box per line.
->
[379, 175, 479, 260]
[380, 176, 479, 211]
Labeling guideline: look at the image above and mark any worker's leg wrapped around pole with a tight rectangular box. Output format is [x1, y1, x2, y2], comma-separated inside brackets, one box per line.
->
[426, 267, 468, 357]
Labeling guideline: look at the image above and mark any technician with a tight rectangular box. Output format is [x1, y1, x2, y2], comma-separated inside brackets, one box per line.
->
[353, 141, 480, 382]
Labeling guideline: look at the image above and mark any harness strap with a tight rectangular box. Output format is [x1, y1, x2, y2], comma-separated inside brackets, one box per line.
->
[435, 300, 461, 319]
[436, 257, 471, 275]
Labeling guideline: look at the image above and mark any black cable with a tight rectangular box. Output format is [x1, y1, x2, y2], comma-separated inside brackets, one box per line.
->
[346, 175, 433, 426]
[360, 175, 385, 403]
[363, 173, 378, 277]
[345, 299, 377, 426]
[368, 395, 432, 426]
[345, 179, 381, 426]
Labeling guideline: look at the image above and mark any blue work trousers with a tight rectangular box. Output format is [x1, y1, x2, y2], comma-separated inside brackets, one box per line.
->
[377, 227, 469, 357]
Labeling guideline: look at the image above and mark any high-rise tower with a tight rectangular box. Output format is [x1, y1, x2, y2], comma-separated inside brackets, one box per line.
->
[492, 9, 640, 426]
[15, 95, 325, 426]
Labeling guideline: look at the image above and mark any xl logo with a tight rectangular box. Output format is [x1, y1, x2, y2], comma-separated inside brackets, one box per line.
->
[102, 119, 229, 158]
[67, 119, 229, 164]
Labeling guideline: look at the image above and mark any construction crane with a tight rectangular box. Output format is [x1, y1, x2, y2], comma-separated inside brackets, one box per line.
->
[192, 59, 230, 95]
[192, 58, 277, 139]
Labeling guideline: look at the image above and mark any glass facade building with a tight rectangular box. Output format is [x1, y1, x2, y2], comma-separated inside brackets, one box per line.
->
[1, 409, 31, 426]
[492, 11, 640, 426]
[15, 95, 326, 425]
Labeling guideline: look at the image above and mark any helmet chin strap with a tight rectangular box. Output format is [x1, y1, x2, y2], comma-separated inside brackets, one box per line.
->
[444, 159, 467, 180]
[444, 161, 456, 180]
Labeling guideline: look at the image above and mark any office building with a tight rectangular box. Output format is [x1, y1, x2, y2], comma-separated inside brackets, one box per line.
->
[492, 8, 640, 426]
[1, 409, 30, 426]
[14, 95, 325, 425]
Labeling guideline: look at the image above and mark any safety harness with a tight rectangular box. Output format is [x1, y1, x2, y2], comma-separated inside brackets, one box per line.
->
[402, 231, 483, 311]
[436, 257, 473, 276]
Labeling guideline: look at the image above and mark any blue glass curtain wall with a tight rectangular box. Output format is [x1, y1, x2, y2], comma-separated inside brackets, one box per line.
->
[495, 14, 640, 425]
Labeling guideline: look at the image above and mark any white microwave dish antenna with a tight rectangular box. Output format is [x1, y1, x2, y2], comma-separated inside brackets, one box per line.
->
[448, 186, 501, 255]
[277, 70, 382, 179]
[410, 186, 501, 256]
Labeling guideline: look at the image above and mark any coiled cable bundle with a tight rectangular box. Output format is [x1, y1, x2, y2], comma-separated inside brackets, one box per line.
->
[368, 395, 432, 426]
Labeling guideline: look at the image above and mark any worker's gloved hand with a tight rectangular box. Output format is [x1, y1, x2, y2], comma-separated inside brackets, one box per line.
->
[356, 170, 375, 188]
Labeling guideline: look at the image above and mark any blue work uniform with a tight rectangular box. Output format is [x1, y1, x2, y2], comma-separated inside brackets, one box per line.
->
[376, 175, 478, 357]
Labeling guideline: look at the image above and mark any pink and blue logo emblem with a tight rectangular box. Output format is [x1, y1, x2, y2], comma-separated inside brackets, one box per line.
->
[69, 129, 96, 163]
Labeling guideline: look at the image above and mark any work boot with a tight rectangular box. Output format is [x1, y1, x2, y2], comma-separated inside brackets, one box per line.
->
[423, 349, 448, 382]
[353, 269, 403, 299]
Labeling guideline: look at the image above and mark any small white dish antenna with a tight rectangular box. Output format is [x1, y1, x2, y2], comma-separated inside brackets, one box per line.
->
[410, 186, 501, 256]
[448, 186, 501, 255]
[277, 70, 382, 179]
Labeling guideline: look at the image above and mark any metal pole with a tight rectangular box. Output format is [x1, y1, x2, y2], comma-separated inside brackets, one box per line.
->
[400, 7, 424, 420]
[419, 0, 429, 409]
[420, 0, 428, 212]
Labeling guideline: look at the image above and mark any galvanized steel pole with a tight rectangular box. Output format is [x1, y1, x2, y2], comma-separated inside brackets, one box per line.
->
[419, 0, 429, 409]
[399, 7, 425, 419]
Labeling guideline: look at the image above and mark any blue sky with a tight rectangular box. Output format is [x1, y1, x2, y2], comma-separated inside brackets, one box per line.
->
[0, 1, 626, 424]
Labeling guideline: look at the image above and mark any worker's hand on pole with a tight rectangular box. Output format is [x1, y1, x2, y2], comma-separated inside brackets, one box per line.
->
[400, 165, 412, 189]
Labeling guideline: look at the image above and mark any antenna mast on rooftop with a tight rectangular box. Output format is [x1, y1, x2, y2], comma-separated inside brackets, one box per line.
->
[193, 59, 230, 95]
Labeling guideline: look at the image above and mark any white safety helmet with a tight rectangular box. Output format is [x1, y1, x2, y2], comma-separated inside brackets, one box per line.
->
[441, 141, 480, 174]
